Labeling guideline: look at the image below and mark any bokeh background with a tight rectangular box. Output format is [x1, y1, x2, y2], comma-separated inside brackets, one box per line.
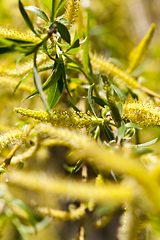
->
[0, 0, 160, 239]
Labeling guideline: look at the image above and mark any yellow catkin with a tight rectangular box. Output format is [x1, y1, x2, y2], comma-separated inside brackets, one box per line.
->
[33, 125, 160, 212]
[127, 23, 156, 74]
[34, 204, 86, 220]
[0, 52, 49, 77]
[40, 138, 75, 148]
[117, 204, 140, 240]
[8, 171, 133, 205]
[11, 137, 39, 165]
[0, 76, 34, 93]
[14, 107, 101, 128]
[0, 25, 40, 42]
[123, 101, 160, 126]
[0, 129, 25, 151]
[64, 0, 80, 27]
[89, 51, 140, 89]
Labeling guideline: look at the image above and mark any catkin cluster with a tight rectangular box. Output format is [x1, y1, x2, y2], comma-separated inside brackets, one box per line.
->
[123, 101, 160, 126]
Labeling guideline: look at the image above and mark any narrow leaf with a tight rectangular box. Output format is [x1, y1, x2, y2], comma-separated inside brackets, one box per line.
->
[101, 123, 114, 141]
[55, 21, 71, 44]
[33, 52, 50, 110]
[66, 31, 80, 54]
[111, 84, 125, 101]
[117, 102, 123, 116]
[118, 125, 126, 141]
[61, 61, 72, 97]
[39, 0, 52, 11]
[68, 100, 81, 112]
[92, 96, 108, 107]
[19, 0, 38, 37]
[88, 83, 96, 116]
[0, 167, 7, 173]
[55, 0, 67, 17]
[47, 75, 63, 109]
[83, 16, 89, 74]
[24, 6, 49, 22]
[23, 63, 62, 100]
[125, 122, 142, 129]
[50, 0, 56, 21]
[134, 138, 158, 148]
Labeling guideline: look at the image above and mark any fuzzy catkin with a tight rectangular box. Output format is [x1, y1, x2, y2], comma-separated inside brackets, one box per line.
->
[14, 107, 101, 128]
[0, 53, 49, 77]
[0, 25, 40, 42]
[64, 0, 80, 26]
[0, 76, 34, 93]
[34, 204, 86, 220]
[89, 51, 140, 89]
[0, 129, 25, 151]
[123, 101, 160, 126]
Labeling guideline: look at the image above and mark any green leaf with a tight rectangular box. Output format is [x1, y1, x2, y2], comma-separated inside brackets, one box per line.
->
[50, 0, 56, 21]
[19, 0, 39, 37]
[33, 52, 50, 110]
[56, 16, 70, 26]
[123, 128, 135, 140]
[47, 75, 63, 109]
[118, 125, 126, 141]
[117, 102, 123, 116]
[0, 37, 35, 54]
[111, 84, 126, 101]
[88, 83, 96, 116]
[61, 61, 72, 97]
[101, 123, 114, 141]
[24, 6, 49, 22]
[132, 148, 153, 156]
[66, 31, 80, 54]
[127, 88, 138, 100]
[68, 100, 81, 112]
[14, 71, 33, 93]
[125, 122, 142, 129]
[83, 16, 89, 74]
[54, 0, 67, 17]
[39, 0, 52, 11]
[55, 21, 71, 44]
[65, 160, 83, 177]
[92, 96, 108, 107]
[0, 167, 7, 173]
[134, 138, 158, 148]
[23, 63, 62, 100]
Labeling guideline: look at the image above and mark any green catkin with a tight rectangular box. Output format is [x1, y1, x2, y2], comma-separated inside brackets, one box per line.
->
[127, 23, 156, 74]
[123, 101, 160, 126]
[101, 74, 122, 128]
[14, 107, 102, 128]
